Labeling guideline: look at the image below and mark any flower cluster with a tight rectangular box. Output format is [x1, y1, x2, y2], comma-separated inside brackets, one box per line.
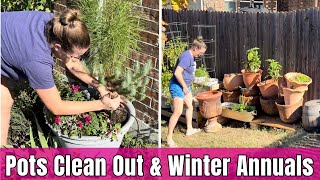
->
[45, 81, 122, 140]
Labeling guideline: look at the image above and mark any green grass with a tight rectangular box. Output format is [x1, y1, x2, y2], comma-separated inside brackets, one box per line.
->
[161, 120, 294, 148]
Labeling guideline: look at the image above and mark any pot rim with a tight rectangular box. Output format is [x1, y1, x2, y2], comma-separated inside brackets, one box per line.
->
[241, 69, 263, 74]
[275, 98, 304, 107]
[284, 72, 312, 85]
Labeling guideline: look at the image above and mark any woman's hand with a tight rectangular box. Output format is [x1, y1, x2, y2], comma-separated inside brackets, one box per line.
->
[183, 86, 190, 95]
[100, 92, 122, 110]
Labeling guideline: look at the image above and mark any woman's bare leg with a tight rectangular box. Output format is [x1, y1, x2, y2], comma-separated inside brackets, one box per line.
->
[1, 77, 14, 145]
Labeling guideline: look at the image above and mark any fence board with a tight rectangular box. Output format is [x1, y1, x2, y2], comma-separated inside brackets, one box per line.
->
[163, 8, 320, 100]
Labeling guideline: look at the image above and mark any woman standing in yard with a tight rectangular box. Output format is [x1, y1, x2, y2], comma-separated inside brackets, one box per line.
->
[1, 9, 122, 145]
[166, 36, 207, 147]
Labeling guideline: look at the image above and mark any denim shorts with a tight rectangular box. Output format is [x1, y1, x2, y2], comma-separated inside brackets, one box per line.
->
[169, 80, 191, 99]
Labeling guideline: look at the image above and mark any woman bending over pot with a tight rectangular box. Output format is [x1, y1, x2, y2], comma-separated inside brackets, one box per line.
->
[1, 9, 122, 145]
[166, 36, 207, 147]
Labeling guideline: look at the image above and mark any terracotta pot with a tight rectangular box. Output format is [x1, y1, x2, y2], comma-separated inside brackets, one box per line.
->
[222, 90, 241, 103]
[257, 79, 279, 99]
[241, 69, 263, 89]
[283, 86, 308, 106]
[223, 73, 244, 91]
[241, 88, 260, 97]
[276, 98, 304, 124]
[284, 72, 312, 89]
[260, 97, 279, 116]
[195, 91, 222, 119]
[242, 95, 260, 106]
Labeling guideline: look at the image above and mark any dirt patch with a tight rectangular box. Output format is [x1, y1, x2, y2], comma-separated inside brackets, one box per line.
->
[110, 106, 128, 125]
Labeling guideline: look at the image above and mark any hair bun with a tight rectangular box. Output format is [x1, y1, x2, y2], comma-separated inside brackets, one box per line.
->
[196, 36, 204, 41]
[59, 9, 80, 26]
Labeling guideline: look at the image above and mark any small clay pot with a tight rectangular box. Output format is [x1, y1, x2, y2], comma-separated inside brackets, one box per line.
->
[241, 88, 260, 97]
[260, 96, 279, 116]
[284, 72, 312, 89]
[283, 86, 308, 106]
[276, 98, 304, 124]
[257, 79, 279, 99]
[222, 90, 241, 103]
[241, 69, 263, 89]
[196, 91, 222, 119]
[223, 73, 244, 91]
[242, 95, 260, 106]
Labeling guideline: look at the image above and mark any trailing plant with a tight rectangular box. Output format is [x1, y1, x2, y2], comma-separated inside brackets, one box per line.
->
[44, 72, 122, 140]
[74, 0, 151, 101]
[1, 0, 53, 12]
[244, 47, 261, 72]
[265, 59, 282, 81]
[231, 95, 256, 112]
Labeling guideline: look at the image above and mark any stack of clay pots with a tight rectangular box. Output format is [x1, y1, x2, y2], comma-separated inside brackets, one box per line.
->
[222, 73, 244, 103]
[240, 69, 262, 107]
[275, 72, 312, 123]
[257, 79, 280, 116]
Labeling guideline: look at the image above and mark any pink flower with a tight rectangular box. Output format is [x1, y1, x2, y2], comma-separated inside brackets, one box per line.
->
[71, 84, 80, 93]
[55, 116, 62, 125]
[83, 115, 92, 125]
[76, 121, 83, 129]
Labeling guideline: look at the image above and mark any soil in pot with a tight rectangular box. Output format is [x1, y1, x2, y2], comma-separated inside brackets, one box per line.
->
[242, 95, 260, 106]
[284, 72, 312, 89]
[282, 86, 308, 106]
[260, 96, 278, 116]
[195, 91, 222, 119]
[241, 69, 263, 89]
[276, 98, 303, 124]
[223, 73, 244, 91]
[241, 87, 260, 97]
[257, 79, 279, 99]
[222, 90, 241, 103]
[110, 106, 128, 124]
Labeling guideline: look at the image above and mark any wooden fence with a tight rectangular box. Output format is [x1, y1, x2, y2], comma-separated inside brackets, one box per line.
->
[163, 8, 320, 101]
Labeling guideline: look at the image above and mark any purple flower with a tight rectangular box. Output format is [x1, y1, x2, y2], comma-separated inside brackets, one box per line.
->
[71, 84, 80, 93]
[76, 121, 83, 129]
[55, 116, 62, 125]
[83, 115, 92, 125]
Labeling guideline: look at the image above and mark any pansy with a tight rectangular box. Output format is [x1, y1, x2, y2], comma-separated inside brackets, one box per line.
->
[55, 116, 62, 125]
[76, 121, 83, 129]
[71, 84, 81, 93]
[83, 115, 92, 125]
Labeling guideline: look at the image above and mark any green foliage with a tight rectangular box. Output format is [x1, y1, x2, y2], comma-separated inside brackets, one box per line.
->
[163, 38, 188, 71]
[162, 71, 173, 104]
[1, 0, 53, 12]
[76, 0, 142, 79]
[195, 65, 209, 78]
[8, 106, 31, 147]
[121, 133, 157, 148]
[105, 61, 152, 101]
[244, 47, 261, 72]
[44, 72, 121, 140]
[231, 95, 256, 112]
[294, 74, 311, 83]
[265, 59, 282, 80]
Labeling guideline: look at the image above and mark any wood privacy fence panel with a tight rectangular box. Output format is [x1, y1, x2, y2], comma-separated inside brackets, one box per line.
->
[163, 8, 320, 101]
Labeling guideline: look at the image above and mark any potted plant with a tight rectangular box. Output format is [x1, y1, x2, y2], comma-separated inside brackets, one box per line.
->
[284, 72, 312, 89]
[241, 47, 263, 89]
[194, 64, 210, 83]
[257, 59, 282, 99]
[221, 95, 257, 122]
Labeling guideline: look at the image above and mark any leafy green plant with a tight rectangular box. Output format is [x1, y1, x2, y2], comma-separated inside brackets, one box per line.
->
[244, 47, 261, 72]
[162, 71, 173, 104]
[121, 133, 157, 148]
[195, 65, 209, 78]
[1, 0, 53, 12]
[231, 95, 256, 112]
[265, 59, 282, 80]
[294, 74, 311, 83]
[74, 0, 151, 101]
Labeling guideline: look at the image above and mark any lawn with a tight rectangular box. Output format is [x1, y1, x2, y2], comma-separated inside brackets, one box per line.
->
[161, 119, 299, 148]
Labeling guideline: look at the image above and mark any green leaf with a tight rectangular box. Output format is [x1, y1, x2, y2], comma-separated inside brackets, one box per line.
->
[29, 126, 36, 148]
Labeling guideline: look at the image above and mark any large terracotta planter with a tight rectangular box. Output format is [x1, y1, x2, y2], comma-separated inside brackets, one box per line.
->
[257, 79, 279, 99]
[242, 95, 260, 106]
[284, 72, 312, 89]
[260, 97, 278, 116]
[195, 91, 222, 120]
[283, 86, 308, 105]
[276, 98, 303, 124]
[241, 69, 263, 89]
[223, 73, 244, 91]
[222, 90, 241, 103]
[241, 88, 260, 97]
